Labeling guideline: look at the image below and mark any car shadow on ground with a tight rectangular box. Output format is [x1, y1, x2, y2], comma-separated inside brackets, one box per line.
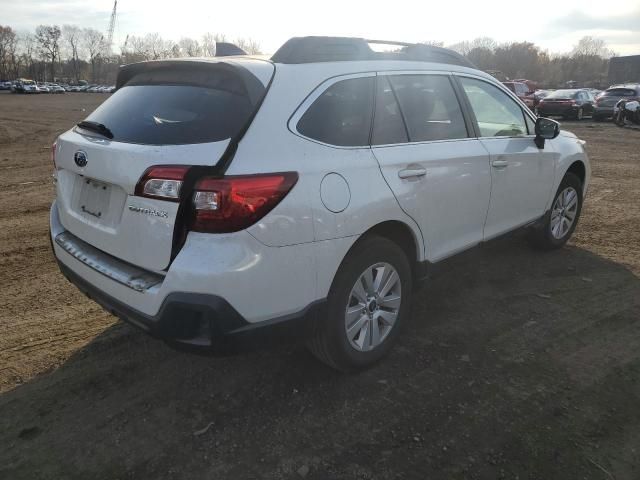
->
[1, 232, 639, 480]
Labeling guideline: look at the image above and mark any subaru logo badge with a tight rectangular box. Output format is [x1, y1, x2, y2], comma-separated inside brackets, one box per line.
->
[74, 151, 88, 168]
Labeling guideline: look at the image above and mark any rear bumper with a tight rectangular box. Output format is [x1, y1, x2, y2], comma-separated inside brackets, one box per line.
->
[55, 257, 324, 353]
[538, 105, 579, 116]
[594, 106, 614, 117]
[49, 200, 325, 353]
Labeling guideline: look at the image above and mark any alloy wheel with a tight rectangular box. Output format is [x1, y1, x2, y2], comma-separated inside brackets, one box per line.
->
[344, 262, 401, 352]
[550, 186, 578, 239]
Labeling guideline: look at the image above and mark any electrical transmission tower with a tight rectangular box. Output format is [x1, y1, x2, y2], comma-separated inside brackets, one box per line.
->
[106, 0, 117, 53]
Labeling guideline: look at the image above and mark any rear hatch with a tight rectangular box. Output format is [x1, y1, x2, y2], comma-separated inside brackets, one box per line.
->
[598, 88, 637, 107]
[54, 58, 274, 272]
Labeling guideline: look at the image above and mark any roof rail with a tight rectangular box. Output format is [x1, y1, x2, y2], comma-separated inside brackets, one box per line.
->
[271, 36, 475, 68]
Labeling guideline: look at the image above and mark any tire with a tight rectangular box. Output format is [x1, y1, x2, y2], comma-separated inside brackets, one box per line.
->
[528, 172, 583, 250]
[576, 108, 584, 120]
[307, 235, 412, 371]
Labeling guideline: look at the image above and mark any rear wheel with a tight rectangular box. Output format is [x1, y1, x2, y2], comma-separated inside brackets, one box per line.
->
[576, 107, 584, 120]
[307, 236, 412, 371]
[529, 172, 583, 250]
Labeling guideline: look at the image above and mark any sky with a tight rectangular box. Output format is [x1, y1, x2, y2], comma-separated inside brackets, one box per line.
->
[1, 0, 639, 55]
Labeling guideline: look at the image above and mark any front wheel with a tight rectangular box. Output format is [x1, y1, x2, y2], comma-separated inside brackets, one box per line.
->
[528, 172, 583, 250]
[576, 108, 584, 120]
[307, 236, 412, 371]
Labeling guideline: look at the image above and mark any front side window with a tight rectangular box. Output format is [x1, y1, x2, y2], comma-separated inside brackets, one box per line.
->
[297, 77, 374, 147]
[459, 77, 528, 137]
[387, 74, 468, 142]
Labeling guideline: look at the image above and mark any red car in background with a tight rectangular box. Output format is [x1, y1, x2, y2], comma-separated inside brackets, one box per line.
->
[503, 81, 536, 110]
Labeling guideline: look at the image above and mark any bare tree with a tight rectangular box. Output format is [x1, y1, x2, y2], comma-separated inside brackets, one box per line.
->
[145, 33, 172, 60]
[62, 25, 82, 82]
[82, 28, 104, 82]
[201, 33, 227, 56]
[178, 37, 201, 57]
[235, 37, 261, 55]
[571, 36, 615, 59]
[35, 25, 61, 81]
[0, 25, 17, 79]
[421, 40, 444, 47]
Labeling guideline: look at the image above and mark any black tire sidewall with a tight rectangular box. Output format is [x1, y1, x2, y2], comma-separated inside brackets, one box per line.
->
[323, 236, 412, 370]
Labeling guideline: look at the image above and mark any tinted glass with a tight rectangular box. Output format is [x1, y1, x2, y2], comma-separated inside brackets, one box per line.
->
[602, 88, 636, 97]
[459, 77, 527, 137]
[372, 76, 408, 145]
[298, 77, 374, 147]
[388, 75, 468, 142]
[84, 74, 256, 145]
[547, 89, 578, 99]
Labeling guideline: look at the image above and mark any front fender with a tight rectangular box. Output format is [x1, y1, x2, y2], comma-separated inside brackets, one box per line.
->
[545, 131, 590, 210]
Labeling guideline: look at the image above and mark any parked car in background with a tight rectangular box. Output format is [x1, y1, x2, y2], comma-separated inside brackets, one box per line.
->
[50, 84, 66, 93]
[13, 79, 38, 93]
[593, 84, 640, 121]
[502, 81, 535, 110]
[50, 37, 590, 370]
[532, 89, 552, 113]
[537, 89, 595, 120]
[0, 81, 12, 90]
[37, 83, 50, 93]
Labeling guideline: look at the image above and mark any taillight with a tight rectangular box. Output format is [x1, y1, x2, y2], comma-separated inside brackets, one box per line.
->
[135, 166, 191, 201]
[189, 172, 298, 233]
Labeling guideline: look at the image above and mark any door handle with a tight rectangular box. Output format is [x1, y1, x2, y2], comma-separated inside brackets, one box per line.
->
[492, 159, 509, 168]
[398, 167, 427, 179]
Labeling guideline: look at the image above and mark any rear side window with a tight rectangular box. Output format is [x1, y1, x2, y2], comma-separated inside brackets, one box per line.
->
[297, 77, 374, 147]
[388, 75, 468, 142]
[83, 66, 263, 145]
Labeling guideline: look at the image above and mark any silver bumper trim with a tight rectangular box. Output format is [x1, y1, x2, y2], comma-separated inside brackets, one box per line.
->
[54, 231, 163, 292]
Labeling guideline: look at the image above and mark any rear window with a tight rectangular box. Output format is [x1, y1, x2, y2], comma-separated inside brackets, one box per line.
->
[82, 66, 263, 145]
[547, 90, 578, 99]
[602, 88, 636, 97]
[297, 77, 374, 147]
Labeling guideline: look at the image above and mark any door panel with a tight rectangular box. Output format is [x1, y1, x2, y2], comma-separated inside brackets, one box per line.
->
[372, 72, 492, 262]
[373, 140, 491, 261]
[479, 137, 555, 238]
[456, 75, 555, 240]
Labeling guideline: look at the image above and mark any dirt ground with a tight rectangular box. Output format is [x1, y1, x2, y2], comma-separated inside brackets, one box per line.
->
[0, 90, 639, 480]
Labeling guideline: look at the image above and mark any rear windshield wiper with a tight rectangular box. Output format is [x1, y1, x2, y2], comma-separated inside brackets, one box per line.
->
[76, 120, 114, 139]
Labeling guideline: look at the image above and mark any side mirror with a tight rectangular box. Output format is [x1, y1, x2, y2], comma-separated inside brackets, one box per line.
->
[534, 117, 560, 148]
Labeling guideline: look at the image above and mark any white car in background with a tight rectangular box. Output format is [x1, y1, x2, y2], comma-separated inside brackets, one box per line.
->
[50, 37, 590, 370]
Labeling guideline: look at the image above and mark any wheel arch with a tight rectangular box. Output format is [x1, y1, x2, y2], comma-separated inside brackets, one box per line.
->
[566, 160, 586, 185]
[347, 220, 425, 284]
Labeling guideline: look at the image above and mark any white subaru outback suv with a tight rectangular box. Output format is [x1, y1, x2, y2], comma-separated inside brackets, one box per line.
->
[50, 37, 589, 371]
